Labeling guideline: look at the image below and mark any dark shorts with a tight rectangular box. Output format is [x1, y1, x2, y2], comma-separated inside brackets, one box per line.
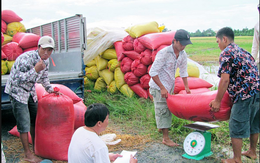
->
[229, 92, 260, 138]
[10, 95, 38, 133]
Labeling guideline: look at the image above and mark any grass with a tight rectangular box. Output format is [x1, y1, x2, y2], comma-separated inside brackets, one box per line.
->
[84, 36, 258, 155]
[186, 36, 253, 65]
[186, 37, 221, 64]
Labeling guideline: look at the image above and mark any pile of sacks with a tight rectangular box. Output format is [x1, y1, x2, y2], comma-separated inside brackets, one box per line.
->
[83, 26, 136, 97]
[1, 10, 40, 75]
[115, 21, 211, 99]
[84, 46, 135, 97]
[83, 21, 215, 99]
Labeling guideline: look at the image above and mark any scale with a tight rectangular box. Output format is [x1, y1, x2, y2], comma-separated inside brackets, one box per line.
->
[182, 122, 219, 161]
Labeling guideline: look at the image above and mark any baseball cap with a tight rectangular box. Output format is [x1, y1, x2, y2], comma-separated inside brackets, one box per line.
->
[38, 36, 55, 48]
[174, 29, 192, 46]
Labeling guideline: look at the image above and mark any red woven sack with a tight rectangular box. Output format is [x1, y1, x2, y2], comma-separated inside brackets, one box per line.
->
[124, 71, 139, 86]
[73, 101, 87, 130]
[2, 42, 23, 61]
[120, 57, 133, 73]
[1, 20, 7, 33]
[133, 39, 146, 53]
[147, 64, 152, 74]
[166, 91, 232, 122]
[12, 32, 26, 43]
[35, 83, 82, 104]
[138, 31, 175, 50]
[174, 77, 213, 94]
[114, 41, 125, 61]
[122, 35, 134, 51]
[35, 90, 74, 161]
[19, 33, 40, 49]
[1, 32, 4, 44]
[1, 10, 23, 23]
[178, 88, 210, 94]
[1, 50, 7, 60]
[139, 49, 152, 66]
[24, 46, 38, 52]
[123, 51, 140, 60]
[130, 84, 148, 99]
[140, 74, 150, 89]
[131, 59, 147, 77]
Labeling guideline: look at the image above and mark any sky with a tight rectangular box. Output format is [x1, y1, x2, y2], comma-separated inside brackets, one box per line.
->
[2, 0, 259, 33]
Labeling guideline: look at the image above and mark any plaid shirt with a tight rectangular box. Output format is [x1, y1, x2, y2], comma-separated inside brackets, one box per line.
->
[218, 43, 260, 103]
[4, 50, 53, 104]
[149, 45, 188, 93]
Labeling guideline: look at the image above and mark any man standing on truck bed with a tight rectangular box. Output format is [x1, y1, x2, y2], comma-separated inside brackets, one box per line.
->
[4, 36, 58, 163]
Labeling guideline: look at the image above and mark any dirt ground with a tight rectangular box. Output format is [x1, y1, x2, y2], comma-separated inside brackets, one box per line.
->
[1, 109, 259, 163]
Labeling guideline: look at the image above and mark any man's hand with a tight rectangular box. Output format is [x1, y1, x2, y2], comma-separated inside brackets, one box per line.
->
[108, 153, 123, 162]
[161, 88, 168, 98]
[209, 100, 221, 112]
[130, 154, 138, 163]
[51, 87, 62, 95]
[35, 59, 46, 73]
[185, 87, 191, 94]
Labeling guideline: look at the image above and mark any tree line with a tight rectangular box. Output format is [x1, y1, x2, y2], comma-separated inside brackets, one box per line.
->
[163, 27, 255, 37]
[189, 28, 254, 37]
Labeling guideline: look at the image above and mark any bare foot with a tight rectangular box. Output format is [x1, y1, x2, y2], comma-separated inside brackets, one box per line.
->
[221, 158, 242, 163]
[24, 153, 42, 163]
[162, 139, 179, 147]
[241, 150, 257, 159]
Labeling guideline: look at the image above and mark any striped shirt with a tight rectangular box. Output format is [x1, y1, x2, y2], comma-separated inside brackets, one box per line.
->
[149, 45, 188, 93]
[4, 50, 53, 104]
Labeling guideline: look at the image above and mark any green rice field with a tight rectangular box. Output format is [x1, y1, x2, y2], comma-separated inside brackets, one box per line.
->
[186, 36, 253, 65]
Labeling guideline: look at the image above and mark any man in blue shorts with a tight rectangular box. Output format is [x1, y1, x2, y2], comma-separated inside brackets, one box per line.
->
[210, 27, 260, 163]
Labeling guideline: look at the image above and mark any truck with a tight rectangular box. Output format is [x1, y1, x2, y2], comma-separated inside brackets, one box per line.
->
[1, 14, 87, 110]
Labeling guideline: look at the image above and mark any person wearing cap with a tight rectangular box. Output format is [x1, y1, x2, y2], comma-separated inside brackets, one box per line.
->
[4, 35, 59, 163]
[149, 29, 192, 147]
[251, 4, 260, 70]
[210, 27, 259, 163]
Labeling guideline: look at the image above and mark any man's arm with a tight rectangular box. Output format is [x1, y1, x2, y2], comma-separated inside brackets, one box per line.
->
[152, 75, 168, 98]
[181, 77, 190, 94]
[209, 73, 229, 112]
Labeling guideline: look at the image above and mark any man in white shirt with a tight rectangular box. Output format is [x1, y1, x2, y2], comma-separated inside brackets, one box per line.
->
[149, 29, 191, 147]
[68, 103, 138, 163]
[251, 4, 260, 70]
